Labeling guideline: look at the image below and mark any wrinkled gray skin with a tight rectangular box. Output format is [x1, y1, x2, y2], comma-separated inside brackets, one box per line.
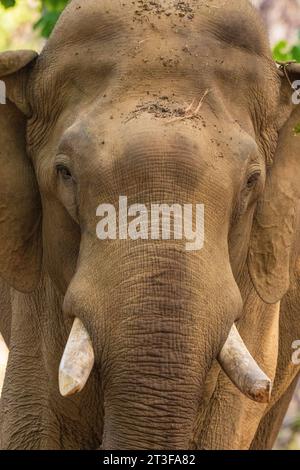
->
[0, 0, 300, 449]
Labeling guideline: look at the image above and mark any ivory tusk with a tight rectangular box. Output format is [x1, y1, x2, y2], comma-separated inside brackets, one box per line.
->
[59, 318, 95, 397]
[59, 319, 271, 403]
[218, 324, 272, 403]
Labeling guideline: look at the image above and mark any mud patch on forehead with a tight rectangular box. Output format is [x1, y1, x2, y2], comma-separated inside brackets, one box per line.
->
[125, 97, 187, 121]
[124, 93, 210, 129]
[134, 1, 195, 20]
[175, 1, 194, 17]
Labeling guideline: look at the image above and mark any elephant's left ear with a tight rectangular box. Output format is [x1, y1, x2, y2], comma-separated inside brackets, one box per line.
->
[248, 100, 300, 304]
[0, 50, 42, 293]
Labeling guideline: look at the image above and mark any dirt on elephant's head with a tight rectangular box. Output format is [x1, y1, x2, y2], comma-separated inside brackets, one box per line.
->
[134, 1, 195, 20]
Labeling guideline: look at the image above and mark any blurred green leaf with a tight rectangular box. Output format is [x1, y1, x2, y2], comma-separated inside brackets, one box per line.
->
[34, 0, 69, 37]
[273, 40, 294, 61]
[294, 123, 300, 135]
[0, 0, 16, 8]
[273, 31, 300, 63]
[291, 45, 300, 62]
[34, 10, 61, 38]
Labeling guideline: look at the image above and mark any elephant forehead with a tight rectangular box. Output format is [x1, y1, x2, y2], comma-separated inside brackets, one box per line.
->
[36, 0, 269, 79]
[29, 0, 278, 161]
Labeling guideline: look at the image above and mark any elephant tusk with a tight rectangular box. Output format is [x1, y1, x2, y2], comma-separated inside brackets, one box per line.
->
[218, 324, 272, 403]
[59, 320, 271, 402]
[59, 318, 95, 397]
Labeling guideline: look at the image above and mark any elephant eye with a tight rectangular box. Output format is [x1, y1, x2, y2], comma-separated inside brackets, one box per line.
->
[56, 164, 73, 181]
[246, 170, 261, 189]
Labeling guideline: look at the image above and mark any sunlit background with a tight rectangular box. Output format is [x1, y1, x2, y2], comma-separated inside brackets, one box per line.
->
[0, 0, 299, 450]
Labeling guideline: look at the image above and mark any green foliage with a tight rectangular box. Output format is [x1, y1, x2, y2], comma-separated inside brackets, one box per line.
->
[273, 31, 300, 62]
[34, 0, 69, 38]
[1, 0, 69, 38]
[294, 123, 300, 135]
[0, 0, 16, 7]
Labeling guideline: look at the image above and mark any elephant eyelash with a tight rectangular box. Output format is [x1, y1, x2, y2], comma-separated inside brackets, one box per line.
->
[246, 170, 261, 189]
[233, 170, 262, 220]
[56, 164, 73, 181]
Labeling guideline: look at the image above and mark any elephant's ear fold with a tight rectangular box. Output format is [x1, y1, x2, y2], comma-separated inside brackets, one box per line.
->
[0, 50, 42, 293]
[248, 104, 300, 304]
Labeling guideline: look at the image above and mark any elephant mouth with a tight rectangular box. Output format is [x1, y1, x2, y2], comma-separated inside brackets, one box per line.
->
[58, 317, 272, 404]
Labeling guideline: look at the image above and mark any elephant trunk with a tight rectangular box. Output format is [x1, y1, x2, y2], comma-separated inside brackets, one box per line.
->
[100, 304, 213, 449]
[98, 247, 240, 449]
[59, 244, 271, 449]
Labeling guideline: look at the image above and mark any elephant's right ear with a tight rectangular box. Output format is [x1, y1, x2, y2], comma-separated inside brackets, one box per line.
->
[0, 50, 42, 293]
[248, 103, 300, 304]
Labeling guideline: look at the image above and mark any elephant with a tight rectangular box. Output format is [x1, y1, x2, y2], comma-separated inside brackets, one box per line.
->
[0, 0, 300, 450]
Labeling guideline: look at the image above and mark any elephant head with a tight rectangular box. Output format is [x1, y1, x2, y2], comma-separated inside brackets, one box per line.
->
[0, 0, 300, 449]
